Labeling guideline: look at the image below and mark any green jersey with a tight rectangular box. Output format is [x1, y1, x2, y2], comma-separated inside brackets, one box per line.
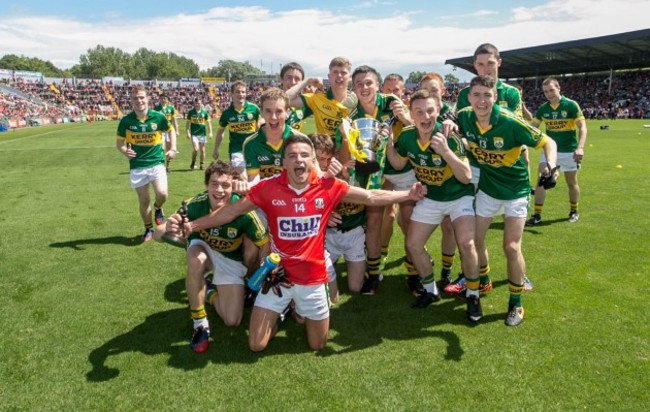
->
[218, 101, 260, 155]
[533, 95, 584, 153]
[394, 124, 474, 202]
[154, 104, 176, 129]
[457, 104, 548, 200]
[286, 106, 312, 132]
[456, 79, 522, 117]
[350, 93, 402, 187]
[186, 192, 268, 261]
[333, 179, 368, 231]
[243, 125, 306, 179]
[116, 109, 171, 170]
[457, 80, 523, 169]
[186, 108, 210, 136]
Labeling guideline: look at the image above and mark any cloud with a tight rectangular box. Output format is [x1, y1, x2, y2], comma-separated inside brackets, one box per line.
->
[0, 0, 648, 81]
[439, 9, 499, 20]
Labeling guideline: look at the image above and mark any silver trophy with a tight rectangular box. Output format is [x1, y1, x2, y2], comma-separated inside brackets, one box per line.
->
[352, 118, 383, 175]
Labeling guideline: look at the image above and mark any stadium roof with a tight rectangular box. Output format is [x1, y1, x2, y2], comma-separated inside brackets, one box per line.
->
[445, 29, 650, 79]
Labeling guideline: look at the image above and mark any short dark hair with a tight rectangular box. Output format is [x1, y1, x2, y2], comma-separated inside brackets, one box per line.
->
[204, 160, 239, 185]
[352, 65, 381, 84]
[469, 75, 497, 91]
[281, 134, 315, 159]
[280, 62, 304, 79]
[473, 43, 500, 61]
[409, 89, 440, 109]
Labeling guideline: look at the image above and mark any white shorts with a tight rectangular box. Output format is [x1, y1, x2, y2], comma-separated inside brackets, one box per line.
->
[231, 152, 245, 168]
[470, 165, 481, 185]
[254, 282, 329, 320]
[162, 131, 171, 143]
[540, 151, 580, 173]
[129, 164, 167, 189]
[189, 239, 247, 285]
[475, 190, 529, 218]
[191, 135, 207, 145]
[325, 226, 366, 281]
[383, 169, 418, 191]
[410, 195, 475, 225]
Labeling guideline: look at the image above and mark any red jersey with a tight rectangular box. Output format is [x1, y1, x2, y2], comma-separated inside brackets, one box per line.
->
[247, 169, 350, 285]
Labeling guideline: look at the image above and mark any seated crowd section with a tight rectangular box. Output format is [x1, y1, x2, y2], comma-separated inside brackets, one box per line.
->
[1, 69, 649, 129]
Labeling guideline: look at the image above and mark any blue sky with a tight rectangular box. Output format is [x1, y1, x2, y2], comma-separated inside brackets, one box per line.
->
[1, 0, 648, 81]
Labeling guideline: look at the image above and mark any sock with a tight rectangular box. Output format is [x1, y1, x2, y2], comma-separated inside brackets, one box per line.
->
[441, 253, 454, 277]
[191, 305, 209, 330]
[570, 202, 578, 213]
[144, 223, 153, 230]
[534, 204, 544, 216]
[420, 273, 438, 294]
[508, 280, 524, 307]
[403, 259, 418, 276]
[479, 264, 491, 285]
[366, 256, 381, 277]
[380, 245, 389, 258]
[206, 286, 217, 306]
[466, 277, 480, 298]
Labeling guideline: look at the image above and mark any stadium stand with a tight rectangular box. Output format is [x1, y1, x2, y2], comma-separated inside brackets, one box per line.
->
[2, 29, 649, 129]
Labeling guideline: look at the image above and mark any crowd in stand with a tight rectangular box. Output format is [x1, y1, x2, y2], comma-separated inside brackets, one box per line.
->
[520, 71, 650, 120]
[2, 70, 649, 126]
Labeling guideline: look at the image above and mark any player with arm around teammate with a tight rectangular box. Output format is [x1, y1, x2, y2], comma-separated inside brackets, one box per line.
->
[385, 89, 482, 321]
[456, 75, 558, 326]
[166, 134, 426, 352]
[154, 161, 268, 353]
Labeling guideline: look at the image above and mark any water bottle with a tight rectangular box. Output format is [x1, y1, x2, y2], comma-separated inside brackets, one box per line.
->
[247, 253, 281, 292]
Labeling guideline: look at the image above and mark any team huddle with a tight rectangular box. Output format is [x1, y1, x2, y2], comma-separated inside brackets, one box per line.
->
[115, 43, 587, 353]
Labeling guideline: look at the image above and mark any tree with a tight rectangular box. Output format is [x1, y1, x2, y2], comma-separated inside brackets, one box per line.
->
[70, 45, 201, 80]
[200, 60, 263, 82]
[406, 71, 427, 84]
[444, 73, 460, 85]
[0, 54, 65, 77]
[72, 45, 133, 78]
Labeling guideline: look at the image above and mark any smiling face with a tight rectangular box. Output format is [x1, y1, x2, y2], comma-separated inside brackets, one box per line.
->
[353, 71, 379, 107]
[261, 97, 289, 137]
[282, 141, 315, 189]
[410, 95, 439, 139]
[231, 84, 247, 106]
[131, 90, 149, 116]
[206, 172, 233, 210]
[468, 84, 496, 119]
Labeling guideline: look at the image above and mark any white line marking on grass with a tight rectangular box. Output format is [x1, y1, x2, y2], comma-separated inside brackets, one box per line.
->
[0, 145, 114, 151]
[0, 125, 90, 145]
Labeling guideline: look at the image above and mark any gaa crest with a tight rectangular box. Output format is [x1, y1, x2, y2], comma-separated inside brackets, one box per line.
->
[494, 137, 504, 149]
[227, 227, 237, 238]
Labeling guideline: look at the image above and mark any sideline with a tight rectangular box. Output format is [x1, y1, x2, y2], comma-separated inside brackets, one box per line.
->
[0, 123, 95, 146]
[0, 145, 115, 152]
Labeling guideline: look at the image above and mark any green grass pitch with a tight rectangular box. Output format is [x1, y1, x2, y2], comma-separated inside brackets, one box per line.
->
[0, 118, 648, 410]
